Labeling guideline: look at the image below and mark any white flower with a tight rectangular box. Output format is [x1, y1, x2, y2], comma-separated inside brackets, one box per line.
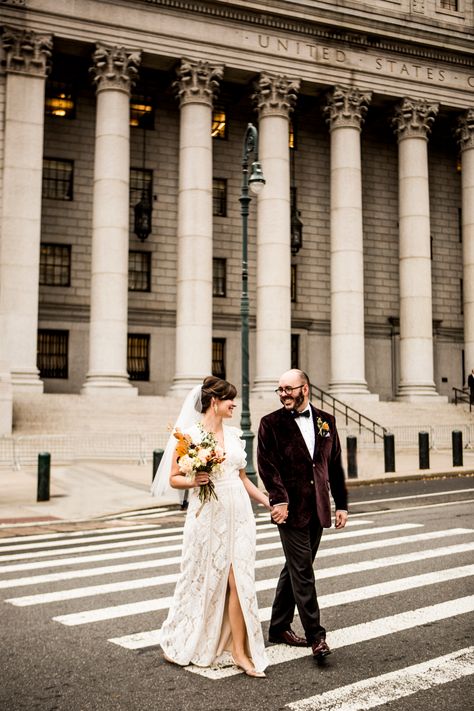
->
[178, 454, 194, 475]
[197, 447, 212, 464]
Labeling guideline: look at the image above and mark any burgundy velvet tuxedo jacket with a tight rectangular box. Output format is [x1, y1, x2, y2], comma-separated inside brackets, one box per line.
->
[257, 404, 348, 528]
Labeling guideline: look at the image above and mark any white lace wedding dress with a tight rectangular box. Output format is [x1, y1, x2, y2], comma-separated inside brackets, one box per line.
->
[159, 424, 268, 673]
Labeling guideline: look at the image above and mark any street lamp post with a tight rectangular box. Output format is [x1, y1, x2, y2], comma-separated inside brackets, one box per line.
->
[239, 123, 265, 484]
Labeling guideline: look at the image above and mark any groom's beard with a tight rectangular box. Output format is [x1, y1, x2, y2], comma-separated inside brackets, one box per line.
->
[280, 391, 305, 411]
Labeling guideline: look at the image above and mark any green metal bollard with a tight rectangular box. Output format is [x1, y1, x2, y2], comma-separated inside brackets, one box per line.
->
[37, 452, 51, 502]
[452, 430, 463, 467]
[152, 449, 164, 482]
[346, 436, 358, 479]
[418, 431, 430, 470]
[383, 433, 395, 473]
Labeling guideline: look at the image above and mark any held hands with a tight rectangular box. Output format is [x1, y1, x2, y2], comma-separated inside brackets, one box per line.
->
[271, 503, 288, 525]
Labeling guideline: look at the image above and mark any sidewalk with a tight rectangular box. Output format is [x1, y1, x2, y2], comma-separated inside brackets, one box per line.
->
[1, 449, 473, 530]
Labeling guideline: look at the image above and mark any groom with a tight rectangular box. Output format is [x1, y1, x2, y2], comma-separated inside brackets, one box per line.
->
[257, 369, 348, 659]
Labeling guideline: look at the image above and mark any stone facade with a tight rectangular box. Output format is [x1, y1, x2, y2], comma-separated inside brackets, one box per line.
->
[0, 0, 473, 406]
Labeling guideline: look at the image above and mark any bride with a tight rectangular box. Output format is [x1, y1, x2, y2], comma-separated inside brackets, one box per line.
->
[151, 376, 270, 677]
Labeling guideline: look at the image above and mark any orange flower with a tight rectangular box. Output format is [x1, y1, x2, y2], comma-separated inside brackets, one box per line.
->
[173, 429, 192, 458]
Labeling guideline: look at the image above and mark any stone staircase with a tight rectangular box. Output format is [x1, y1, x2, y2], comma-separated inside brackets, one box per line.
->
[2, 392, 472, 471]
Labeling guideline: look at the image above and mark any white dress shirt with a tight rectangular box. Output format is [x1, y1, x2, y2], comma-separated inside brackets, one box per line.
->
[294, 406, 315, 458]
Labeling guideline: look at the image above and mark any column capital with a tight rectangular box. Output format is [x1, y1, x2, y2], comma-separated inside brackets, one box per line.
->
[252, 72, 300, 119]
[455, 109, 474, 152]
[90, 44, 141, 95]
[392, 98, 439, 141]
[324, 85, 372, 131]
[1, 26, 52, 77]
[173, 58, 224, 108]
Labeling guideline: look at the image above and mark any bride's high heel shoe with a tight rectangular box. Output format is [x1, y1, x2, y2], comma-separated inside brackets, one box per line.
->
[232, 656, 266, 678]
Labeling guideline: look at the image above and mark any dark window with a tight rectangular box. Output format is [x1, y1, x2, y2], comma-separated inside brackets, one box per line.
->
[127, 334, 150, 381]
[40, 244, 71, 287]
[130, 95, 154, 129]
[212, 106, 227, 139]
[130, 168, 153, 208]
[37, 330, 68, 379]
[458, 207, 463, 243]
[460, 278, 464, 315]
[291, 264, 297, 303]
[291, 334, 299, 370]
[212, 339, 226, 379]
[440, 0, 458, 10]
[129, 251, 151, 292]
[213, 258, 226, 297]
[213, 178, 227, 217]
[45, 81, 75, 119]
[43, 159, 73, 200]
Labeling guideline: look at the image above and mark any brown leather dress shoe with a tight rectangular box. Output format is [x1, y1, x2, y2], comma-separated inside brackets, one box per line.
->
[268, 628, 309, 647]
[312, 639, 331, 659]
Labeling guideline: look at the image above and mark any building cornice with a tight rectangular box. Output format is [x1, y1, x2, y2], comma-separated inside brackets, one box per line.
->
[142, 0, 474, 67]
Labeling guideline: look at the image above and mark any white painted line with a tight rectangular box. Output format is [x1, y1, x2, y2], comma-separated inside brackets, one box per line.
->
[52, 562, 474, 625]
[0, 524, 435, 590]
[286, 646, 474, 710]
[0, 520, 281, 561]
[351, 488, 474, 507]
[13, 554, 474, 608]
[2, 526, 470, 576]
[105, 541, 474, 649]
[186, 596, 474, 679]
[0, 529, 184, 554]
[350, 498, 474, 518]
[0, 523, 164, 546]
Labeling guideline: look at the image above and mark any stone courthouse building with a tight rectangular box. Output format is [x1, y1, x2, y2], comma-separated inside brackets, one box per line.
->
[0, 0, 473, 408]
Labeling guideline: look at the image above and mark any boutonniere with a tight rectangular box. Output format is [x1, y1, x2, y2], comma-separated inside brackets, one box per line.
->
[316, 417, 330, 438]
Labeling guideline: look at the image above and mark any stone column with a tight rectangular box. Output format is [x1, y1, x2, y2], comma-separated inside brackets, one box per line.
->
[456, 109, 474, 376]
[169, 59, 223, 394]
[252, 72, 299, 394]
[392, 98, 441, 400]
[82, 45, 141, 394]
[0, 28, 52, 392]
[324, 86, 376, 400]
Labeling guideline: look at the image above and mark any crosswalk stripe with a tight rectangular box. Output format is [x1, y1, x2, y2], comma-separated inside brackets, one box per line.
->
[1, 526, 470, 576]
[2, 540, 472, 592]
[0, 523, 165, 546]
[0, 521, 419, 566]
[10, 555, 473, 608]
[186, 595, 474, 678]
[52, 563, 474, 626]
[351, 488, 474, 507]
[0, 529, 185, 553]
[286, 646, 474, 710]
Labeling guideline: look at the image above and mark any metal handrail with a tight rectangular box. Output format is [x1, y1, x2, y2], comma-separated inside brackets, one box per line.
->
[309, 383, 387, 442]
[452, 387, 472, 412]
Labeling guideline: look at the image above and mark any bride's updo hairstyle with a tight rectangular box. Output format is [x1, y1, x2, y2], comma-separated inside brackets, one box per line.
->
[200, 376, 237, 413]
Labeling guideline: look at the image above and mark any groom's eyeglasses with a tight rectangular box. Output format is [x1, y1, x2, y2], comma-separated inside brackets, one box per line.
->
[275, 385, 305, 396]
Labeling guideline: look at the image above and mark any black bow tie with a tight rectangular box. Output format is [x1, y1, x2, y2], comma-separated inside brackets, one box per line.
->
[291, 409, 310, 418]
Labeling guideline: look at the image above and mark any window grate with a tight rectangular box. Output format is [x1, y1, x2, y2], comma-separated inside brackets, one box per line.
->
[291, 264, 297, 303]
[212, 339, 226, 380]
[43, 159, 73, 200]
[128, 334, 150, 381]
[40, 244, 71, 287]
[130, 168, 153, 208]
[213, 258, 227, 297]
[129, 251, 151, 292]
[37, 330, 69, 379]
[440, 0, 458, 10]
[291, 334, 299, 370]
[213, 178, 227, 217]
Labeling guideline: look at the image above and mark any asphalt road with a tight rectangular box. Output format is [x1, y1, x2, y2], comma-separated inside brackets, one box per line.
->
[0, 476, 473, 711]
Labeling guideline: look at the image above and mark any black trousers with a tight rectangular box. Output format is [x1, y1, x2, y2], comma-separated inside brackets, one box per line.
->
[268, 512, 325, 644]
